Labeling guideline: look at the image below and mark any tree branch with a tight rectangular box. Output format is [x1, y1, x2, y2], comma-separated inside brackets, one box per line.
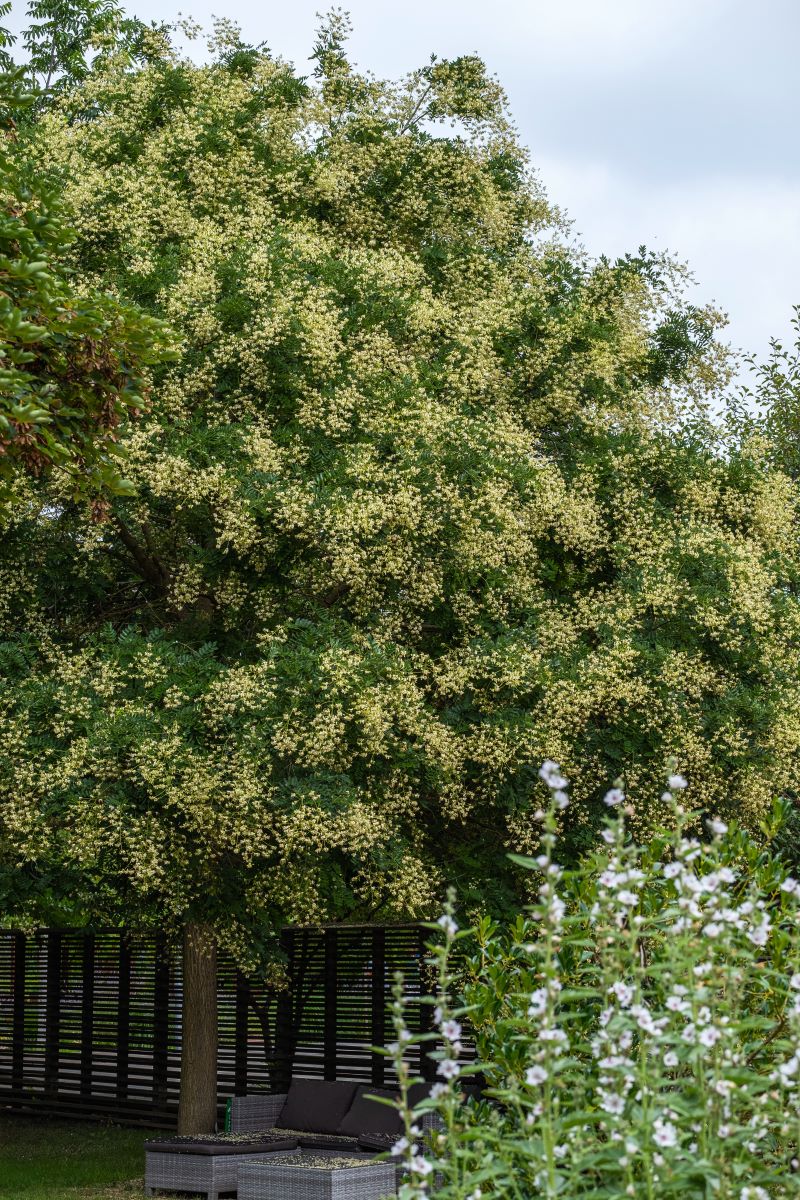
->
[113, 516, 170, 591]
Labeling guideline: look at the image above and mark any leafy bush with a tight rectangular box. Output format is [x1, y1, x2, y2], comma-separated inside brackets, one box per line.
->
[388, 764, 800, 1198]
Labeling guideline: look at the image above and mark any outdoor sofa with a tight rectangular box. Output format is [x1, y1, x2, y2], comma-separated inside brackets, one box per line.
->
[145, 1077, 437, 1198]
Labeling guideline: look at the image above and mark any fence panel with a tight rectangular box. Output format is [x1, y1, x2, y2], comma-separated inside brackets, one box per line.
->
[0, 924, 433, 1126]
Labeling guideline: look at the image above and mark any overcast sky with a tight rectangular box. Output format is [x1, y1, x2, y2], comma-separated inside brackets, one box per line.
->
[19, 0, 800, 378]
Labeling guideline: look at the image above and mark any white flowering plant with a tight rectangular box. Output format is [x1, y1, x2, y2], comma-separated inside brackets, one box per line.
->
[387, 763, 800, 1199]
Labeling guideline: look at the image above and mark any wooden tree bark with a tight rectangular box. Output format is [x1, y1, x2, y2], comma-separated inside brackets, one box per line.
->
[177, 922, 218, 1134]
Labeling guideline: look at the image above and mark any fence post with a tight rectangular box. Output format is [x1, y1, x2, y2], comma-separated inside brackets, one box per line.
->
[234, 971, 249, 1096]
[323, 929, 338, 1081]
[80, 933, 95, 1101]
[417, 927, 436, 1082]
[44, 932, 62, 1100]
[153, 934, 170, 1114]
[11, 932, 25, 1099]
[116, 935, 131, 1103]
[370, 927, 386, 1086]
[273, 929, 295, 1093]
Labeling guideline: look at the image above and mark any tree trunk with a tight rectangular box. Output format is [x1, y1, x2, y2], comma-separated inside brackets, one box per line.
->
[177, 922, 218, 1134]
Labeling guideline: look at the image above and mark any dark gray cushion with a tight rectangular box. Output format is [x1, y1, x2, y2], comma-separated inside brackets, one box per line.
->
[298, 1134, 362, 1150]
[407, 1081, 433, 1108]
[274, 1079, 359, 1135]
[358, 1132, 397, 1152]
[337, 1085, 402, 1136]
[144, 1136, 298, 1156]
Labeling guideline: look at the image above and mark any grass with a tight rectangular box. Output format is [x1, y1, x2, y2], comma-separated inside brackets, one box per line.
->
[0, 1115, 159, 1200]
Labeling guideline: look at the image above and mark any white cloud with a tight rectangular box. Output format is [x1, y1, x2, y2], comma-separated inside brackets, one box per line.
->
[537, 155, 800, 365]
[7, 0, 796, 374]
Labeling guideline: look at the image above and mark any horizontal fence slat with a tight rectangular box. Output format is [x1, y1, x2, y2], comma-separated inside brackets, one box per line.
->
[0, 923, 450, 1126]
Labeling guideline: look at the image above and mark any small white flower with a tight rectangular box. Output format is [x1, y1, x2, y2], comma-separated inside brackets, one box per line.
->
[554, 790, 569, 809]
[600, 1092, 625, 1115]
[528, 988, 547, 1016]
[437, 914, 458, 937]
[708, 818, 728, 836]
[698, 1026, 721, 1048]
[539, 760, 568, 790]
[411, 1155, 433, 1176]
[554, 1144, 568, 1159]
[652, 1119, 678, 1148]
[391, 1137, 409, 1156]
[429, 1083, 448, 1099]
[748, 921, 771, 948]
[441, 1019, 462, 1042]
[616, 889, 639, 907]
[703, 923, 721, 939]
[668, 774, 688, 791]
[779, 1056, 799, 1082]
[781, 878, 798, 894]
[437, 1059, 461, 1080]
[790, 974, 800, 990]
[604, 788, 625, 807]
[663, 861, 681, 879]
[526, 1065, 548, 1086]
[600, 829, 615, 844]
[610, 982, 634, 1007]
[740, 1188, 769, 1200]
[539, 1027, 568, 1045]
[663, 1051, 679, 1067]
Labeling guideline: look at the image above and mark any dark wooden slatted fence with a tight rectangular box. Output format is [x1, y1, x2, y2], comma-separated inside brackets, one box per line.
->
[0, 925, 433, 1126]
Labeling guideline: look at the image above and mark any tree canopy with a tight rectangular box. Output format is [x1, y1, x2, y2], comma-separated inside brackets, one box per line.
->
[2, 13, 799, 955]
[0, 52, 170, 514]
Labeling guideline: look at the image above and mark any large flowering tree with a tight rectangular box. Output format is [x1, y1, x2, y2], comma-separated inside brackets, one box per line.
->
[2, 11, 800, 1129]
[0, 61, 168, 514]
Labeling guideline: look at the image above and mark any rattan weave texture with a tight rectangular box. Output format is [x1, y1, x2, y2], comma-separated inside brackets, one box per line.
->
[238, 1155, 397, 1200]
[228, 1092, 288, 1132]
[145, 1147, 285, 1198]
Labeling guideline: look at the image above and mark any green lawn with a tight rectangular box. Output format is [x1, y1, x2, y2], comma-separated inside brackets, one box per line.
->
[0, 1116, 158, 1200]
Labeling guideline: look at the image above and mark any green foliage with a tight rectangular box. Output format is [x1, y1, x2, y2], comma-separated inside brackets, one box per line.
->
[390, 767, 800, 1198]
[0, 65, 172, 513]
[21, 0, 155, 97]
[1, 12, 799, 958]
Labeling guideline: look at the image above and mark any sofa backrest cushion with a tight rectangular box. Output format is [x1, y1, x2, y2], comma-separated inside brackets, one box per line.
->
[337, 1085, 402, 1136]
[274, 1079, 359, 1134]
[407, 1081, 434, 1108]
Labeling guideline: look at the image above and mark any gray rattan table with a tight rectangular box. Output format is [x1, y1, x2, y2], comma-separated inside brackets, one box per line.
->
[238, 1154, 398, 1200]
[144, 1134, 298, 1199]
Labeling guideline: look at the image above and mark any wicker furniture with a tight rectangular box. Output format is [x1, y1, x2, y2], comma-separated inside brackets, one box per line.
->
[227, 1093, 288, 1133]
[227, 1090, 442, 1140]
[238, 1153, 398, 1200]
[144, 1133, 298, 1199]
